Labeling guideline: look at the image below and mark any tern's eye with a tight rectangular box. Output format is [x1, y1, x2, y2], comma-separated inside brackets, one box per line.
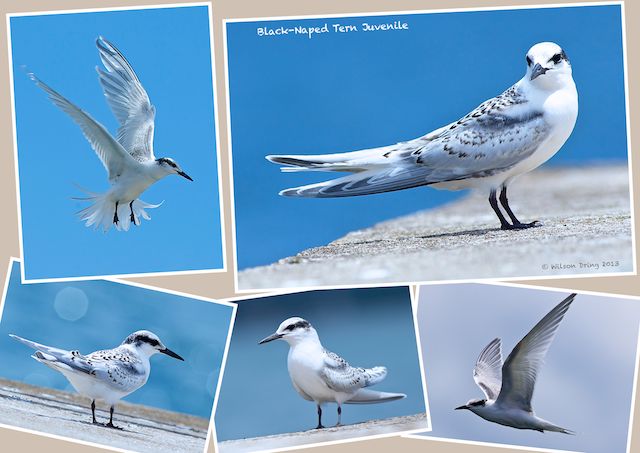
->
[284, 324, 295, 331]
[550, 53, 563, 64]
[526, 56, 532, 66]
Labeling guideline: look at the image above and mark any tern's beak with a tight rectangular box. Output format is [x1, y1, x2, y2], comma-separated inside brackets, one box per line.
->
[454, 405, 468, 410]
[530, 63, 549, 81]
[178, 170, 193, 181]
[259, 332, 283, 344]
[161, 347, 184, 361]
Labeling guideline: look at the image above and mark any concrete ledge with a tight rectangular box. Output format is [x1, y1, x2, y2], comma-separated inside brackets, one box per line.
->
[0, 378, 209, 453]
[217, 413, 428, 453]
[239, 165, 633, 289]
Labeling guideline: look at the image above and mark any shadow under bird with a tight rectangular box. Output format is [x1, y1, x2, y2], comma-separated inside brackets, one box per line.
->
[28, 36, 193, 232]
[267, 42, 578, 230]
[10, 330, 184, 429]
[455, 293, 576, 434]
[259, 317, 406, 429]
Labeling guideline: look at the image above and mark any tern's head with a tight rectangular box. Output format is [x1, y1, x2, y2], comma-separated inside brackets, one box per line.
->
[455, 398, 487, 412]
[258, 317, 318, 346]
[155, 157, 193, 181]
[524, 42, 572, 89]
[122, 330, 184, 361]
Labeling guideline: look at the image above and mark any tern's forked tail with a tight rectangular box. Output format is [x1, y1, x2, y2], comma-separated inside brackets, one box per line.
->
[74, 188, 162, 232]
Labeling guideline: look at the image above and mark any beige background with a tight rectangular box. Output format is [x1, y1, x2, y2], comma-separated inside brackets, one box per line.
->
[0, 0, 637, 452]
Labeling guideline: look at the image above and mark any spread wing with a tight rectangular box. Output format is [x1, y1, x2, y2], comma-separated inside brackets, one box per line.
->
[272, 84, 552, 198]
[473, 337, 503, 401]
[495, 293, 576, 411]
[29, 73, 138, 182]
[319, 349, 387, 393]
[96, 36, 156, 162]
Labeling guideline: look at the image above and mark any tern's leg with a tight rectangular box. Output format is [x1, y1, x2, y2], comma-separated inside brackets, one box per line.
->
[499, 186, 539, 229]
[336, 404, 342, 427]
[316, 404, 325, 429]
[129, 200, 136, 225]
[113, 201, 119, 225]
[105, 405, 123, 430]
[488, 189, 512, 230]
[91, 400, 99, 425]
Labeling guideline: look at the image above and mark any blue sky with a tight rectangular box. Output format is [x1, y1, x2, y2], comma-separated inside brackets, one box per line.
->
[0, 261, 234, 420]
[227, 4, 628, 269]
[215, 287, 426, 440]
[417, 284, 639, 452]
[10, 5, 223, 280]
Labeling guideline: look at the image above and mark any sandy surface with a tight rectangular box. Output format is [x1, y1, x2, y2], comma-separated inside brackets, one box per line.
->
[0, 378, 210, 453]
[239, 165, 634, 290]
[217, 413, 428, 453]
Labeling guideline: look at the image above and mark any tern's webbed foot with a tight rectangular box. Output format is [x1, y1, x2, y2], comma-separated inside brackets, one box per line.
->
[315, 424, 325, 430]
[105, 422, 123, 430]
[501, 220, 540, 230]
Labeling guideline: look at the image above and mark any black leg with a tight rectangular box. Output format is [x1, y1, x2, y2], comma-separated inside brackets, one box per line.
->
[336, 404, 342, 427]
[488, 189, 512, 230]
[91, 400, 99, 425]
[316, 404, 324, 429]
[113, 201, 119, 225]
[105, 405, 123, 430]
[129, 200, 136, 225]
[499, 186, 539, 229]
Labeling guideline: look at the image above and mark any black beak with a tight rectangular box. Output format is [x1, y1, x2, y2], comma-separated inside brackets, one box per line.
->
[161, 347, 184, 361]
[178, 171, 193, 181]
[258, 333, 283, 344]
[454, 405, 468, 410]
[530, 63, 549, 81]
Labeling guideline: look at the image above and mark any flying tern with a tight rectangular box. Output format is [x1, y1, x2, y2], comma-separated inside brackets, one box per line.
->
[10, 330, 184, 429]
[267, 42, 578, 230]
[454, 293, 576, 434]
[259, 317, 406, 429]
[29, 36, 193, 232]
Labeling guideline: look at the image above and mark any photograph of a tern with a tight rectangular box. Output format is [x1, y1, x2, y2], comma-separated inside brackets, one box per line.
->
[29, 36, 193, 232]
[259, 316, 406, 429]
[455, 293, 575, 433]
[268, 42, 577, 231]
[10, 330, 184, 429]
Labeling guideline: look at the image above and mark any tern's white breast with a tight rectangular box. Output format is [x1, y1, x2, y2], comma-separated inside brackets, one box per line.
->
[287, 343, 351, 403]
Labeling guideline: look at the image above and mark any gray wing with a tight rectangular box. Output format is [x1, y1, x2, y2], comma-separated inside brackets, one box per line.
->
[86, 349, 147, 392]
[320, 349, 387, 393]
[278, 84, 552, 198]
[495, 294, 576, 411]
[29, 73, 137, 182]
[96, 36, 156, 162]
[473, 337, 503, 401]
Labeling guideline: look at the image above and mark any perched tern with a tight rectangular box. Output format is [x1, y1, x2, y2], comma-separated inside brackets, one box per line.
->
[267, 42, 578, 230]
[259, 317, 406, 429]
[454, 293, 576, 434]
[10, 330, 184, 429]
[28, 36, 193, 232]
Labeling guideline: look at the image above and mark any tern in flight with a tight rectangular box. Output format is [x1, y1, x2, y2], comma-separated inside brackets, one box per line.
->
[29, 36, 193, 232]
[455, 293, 576, 434]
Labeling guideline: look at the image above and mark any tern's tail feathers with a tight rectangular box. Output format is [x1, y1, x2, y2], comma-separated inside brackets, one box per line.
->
[74, 189, 162, 232]
[540, 420, 575, 435]
[277, 164, 441, 198]
[267, 147, 398, 174]
[345, 388, 407, 404]
[10, 334, 93, 376]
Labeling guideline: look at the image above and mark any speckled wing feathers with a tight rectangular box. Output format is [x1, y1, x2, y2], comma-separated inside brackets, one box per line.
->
[319, 349, 387, 393]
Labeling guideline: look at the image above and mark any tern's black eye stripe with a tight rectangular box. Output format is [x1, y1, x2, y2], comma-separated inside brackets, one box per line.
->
[526, 56, 532, 66]
[549, 52, 563, 64]
[285, 320, 311, 331]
